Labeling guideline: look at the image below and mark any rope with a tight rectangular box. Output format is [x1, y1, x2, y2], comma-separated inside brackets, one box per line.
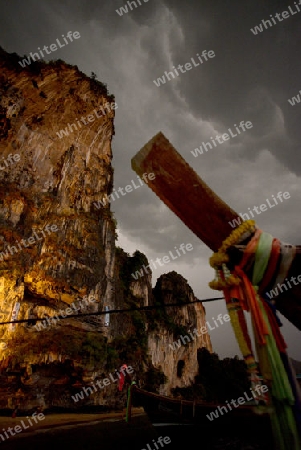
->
[0, 297, 224, 326]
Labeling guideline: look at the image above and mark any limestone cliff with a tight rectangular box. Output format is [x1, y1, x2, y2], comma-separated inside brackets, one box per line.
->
[148, 272, 212, 396]
[0, 48, 212, 411]
[0, 47, 118, 409]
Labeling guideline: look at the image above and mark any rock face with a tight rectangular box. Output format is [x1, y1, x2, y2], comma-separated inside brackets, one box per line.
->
[148, 272, 212, 395]
[0, 48, 212, 411]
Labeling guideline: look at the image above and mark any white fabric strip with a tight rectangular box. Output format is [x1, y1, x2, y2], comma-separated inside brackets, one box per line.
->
[268, 242, 296, 293]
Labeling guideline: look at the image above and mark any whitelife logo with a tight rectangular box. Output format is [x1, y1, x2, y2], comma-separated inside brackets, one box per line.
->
[288, 89, 301, 106]
[131, 243, 193, 280]
[18, 31, 81, 68]
[0, 224, 59, 261]
[93, 173, 155, 209]
[191, 121, 253, 157]
[116, 0, 150, 16]
[71, 366, 134, 402]
[250, 2, 301, 35]
[169, 313, 230, 351]
[0, 412, 45, 443]
[228, 191, 291, 228]
[153, 50, 215, 87]
[206, 384, 269, 421]
[56, 102, 117, 139]
[34, 295, 96, 331]
[266, 274, 301, 300]
[141, 436, 171, 450]
[0, 153, 20, 170]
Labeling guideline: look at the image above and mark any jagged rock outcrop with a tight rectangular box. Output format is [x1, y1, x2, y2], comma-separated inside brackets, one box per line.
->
[148, 272, 212, 395]
[0, 48, 212, 411]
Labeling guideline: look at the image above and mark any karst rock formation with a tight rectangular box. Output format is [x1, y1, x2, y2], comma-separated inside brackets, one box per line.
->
[0, 47, 212, 410]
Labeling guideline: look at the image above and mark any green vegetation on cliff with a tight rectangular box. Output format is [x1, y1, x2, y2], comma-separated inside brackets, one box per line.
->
[149, 271, 190, 337]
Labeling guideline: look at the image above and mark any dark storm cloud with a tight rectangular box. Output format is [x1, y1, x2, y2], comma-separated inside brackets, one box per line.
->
[156, 0, 301, 174]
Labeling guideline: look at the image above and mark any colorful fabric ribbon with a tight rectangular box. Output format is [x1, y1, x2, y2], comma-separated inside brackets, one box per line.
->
[209, 220, 301, 449]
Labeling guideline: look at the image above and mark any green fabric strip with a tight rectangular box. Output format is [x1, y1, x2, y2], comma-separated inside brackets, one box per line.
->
[252, 232, 273, 286]
[256, 294, 300, 449]
[250, 235, 300, 449]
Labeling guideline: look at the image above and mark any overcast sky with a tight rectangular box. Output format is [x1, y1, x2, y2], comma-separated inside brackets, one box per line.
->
[1, 0, 300, 360]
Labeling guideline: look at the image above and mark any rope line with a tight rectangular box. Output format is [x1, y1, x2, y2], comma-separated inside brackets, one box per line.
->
[0, 297, 224, 326]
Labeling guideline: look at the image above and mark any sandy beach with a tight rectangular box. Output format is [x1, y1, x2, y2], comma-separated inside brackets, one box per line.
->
[0, 408, 159, 449]
[0, 407, 274, 450]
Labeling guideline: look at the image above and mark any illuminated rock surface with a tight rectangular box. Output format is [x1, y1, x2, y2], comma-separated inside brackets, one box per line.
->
[0, 48, 211, 410]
